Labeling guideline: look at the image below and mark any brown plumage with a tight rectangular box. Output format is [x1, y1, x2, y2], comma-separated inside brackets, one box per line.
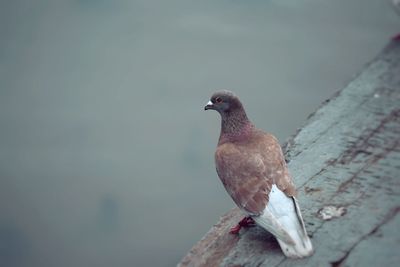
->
[205, 90, 313, 258]
[215, 130, 296, 215]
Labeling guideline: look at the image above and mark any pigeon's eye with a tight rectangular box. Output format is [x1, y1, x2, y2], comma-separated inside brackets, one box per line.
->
[215, 97, 222, 103]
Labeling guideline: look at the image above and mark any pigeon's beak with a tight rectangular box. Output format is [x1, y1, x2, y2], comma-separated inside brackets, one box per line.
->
[204, 100, 214, 110]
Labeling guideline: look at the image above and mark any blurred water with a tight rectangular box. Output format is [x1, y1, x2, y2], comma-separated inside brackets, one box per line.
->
[0, 0, 398, 266]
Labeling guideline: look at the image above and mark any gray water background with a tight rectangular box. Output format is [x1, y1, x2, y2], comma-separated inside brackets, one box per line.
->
[0, 0, 399, 266]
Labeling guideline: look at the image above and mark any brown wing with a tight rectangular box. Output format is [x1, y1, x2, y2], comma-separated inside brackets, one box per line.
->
[264, 133, 297, 198]
[215, 132, 296, 215]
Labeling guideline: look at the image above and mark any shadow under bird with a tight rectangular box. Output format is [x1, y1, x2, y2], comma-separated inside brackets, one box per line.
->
[204, 90, 313, 258]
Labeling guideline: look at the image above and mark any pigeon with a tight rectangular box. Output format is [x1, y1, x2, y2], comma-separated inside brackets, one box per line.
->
[204, 90, 313, 258]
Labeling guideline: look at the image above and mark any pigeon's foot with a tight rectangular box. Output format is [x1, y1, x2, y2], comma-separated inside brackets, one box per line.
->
[229, 216, 256, 234]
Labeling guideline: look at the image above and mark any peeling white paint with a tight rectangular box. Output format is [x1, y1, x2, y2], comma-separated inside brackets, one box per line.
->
[318, 206, 347, 220]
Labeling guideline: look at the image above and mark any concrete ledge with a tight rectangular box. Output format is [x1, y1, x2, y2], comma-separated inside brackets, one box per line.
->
[178, 41, 400, 267]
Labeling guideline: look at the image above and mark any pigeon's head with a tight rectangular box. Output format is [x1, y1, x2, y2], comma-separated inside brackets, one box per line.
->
[204, 90, 243, 113]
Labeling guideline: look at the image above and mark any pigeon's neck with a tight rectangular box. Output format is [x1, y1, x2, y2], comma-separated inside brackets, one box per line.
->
[219, 109, 254, 144]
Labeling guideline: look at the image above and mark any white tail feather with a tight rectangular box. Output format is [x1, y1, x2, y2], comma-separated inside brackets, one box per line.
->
[253, 185, 313, 258]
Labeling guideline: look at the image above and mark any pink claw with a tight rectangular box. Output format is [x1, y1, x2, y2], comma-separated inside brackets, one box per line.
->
[229, 216, 256, 234]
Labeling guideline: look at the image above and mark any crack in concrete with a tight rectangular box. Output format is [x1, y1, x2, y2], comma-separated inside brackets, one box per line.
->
[336, 108, 400, 165]
[330, 207, 400, 267]
[337, 137, 400, 193]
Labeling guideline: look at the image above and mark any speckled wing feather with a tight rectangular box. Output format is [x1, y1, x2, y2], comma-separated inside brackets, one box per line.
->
[215, 131, 296, 215]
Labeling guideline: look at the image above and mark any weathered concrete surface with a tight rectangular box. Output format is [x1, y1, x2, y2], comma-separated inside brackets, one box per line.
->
[178, 41, 400, 267]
